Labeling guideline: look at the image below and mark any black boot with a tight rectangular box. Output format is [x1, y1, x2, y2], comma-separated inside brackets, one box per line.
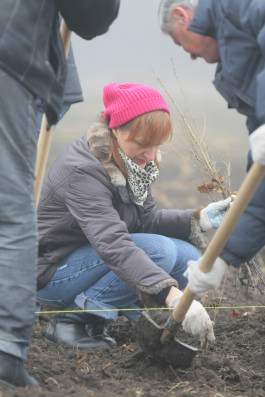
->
[85, 314, 117, 347]
[45, 311, 116, 349]
[0, 351, 38, 389]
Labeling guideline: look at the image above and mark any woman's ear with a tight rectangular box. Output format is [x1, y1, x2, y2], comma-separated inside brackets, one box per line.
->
[172, 6, 191, 26]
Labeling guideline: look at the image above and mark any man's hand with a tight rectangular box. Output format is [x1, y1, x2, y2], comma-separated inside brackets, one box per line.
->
[199, 197, 232, 231]
[169, 295, 215, 347]
[186, 257, 228, 297]
[249, 124, 265, 165]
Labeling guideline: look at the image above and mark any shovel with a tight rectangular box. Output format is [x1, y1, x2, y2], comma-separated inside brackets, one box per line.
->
[135, 162, 265, 368]
[35, 20, 71, 205]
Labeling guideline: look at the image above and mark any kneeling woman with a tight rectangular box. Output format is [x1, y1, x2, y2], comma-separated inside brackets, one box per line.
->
[37, 82, 230, 349]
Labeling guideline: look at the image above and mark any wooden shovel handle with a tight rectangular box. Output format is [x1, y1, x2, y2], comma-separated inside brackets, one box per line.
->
[161, 162, 265, 342]
[35, 20, 71, 206]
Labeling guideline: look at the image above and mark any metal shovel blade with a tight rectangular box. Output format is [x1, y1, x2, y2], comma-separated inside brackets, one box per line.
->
[134, 311, 197, 368]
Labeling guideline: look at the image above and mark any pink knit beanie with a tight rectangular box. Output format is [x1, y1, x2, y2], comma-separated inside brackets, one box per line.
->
[103, 82, 170, 128]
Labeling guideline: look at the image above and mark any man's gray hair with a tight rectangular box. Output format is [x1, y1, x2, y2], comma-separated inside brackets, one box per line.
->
[158, 0, 198, 34]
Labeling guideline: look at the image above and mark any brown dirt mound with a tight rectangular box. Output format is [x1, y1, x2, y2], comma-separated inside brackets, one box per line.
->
[2, 267, 265, 397]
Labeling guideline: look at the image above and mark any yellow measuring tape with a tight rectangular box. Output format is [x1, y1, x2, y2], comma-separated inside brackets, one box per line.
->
[35, 305, 265, 315]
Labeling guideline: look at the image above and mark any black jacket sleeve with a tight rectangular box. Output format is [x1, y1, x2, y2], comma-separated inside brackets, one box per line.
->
[58, 0, 120, 40]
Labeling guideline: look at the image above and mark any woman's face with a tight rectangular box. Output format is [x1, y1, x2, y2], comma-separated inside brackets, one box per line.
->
[113, 128, 161, 168]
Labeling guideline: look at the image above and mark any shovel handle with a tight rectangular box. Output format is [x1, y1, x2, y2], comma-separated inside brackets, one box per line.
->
[35, 20, 71, 206]
[161, 162, 265, 343]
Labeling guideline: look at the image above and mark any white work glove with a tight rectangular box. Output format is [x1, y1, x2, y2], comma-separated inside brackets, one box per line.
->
[199, 197, 232, 231]
[169, 295, 215, 346]
[249, 124, 265, 165]
[186, 257, 228, 297]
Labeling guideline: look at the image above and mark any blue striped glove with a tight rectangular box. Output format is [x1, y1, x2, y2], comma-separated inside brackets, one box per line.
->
[199, 197, 232, 231]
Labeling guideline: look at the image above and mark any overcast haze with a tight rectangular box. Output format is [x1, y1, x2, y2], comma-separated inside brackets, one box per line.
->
[71, 0, 221, 107]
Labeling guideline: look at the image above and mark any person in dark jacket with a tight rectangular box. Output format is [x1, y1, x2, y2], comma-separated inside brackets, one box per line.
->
[37, 82, 232, 351]
[158, 0, 265, 298]
[36, 44, 84, 133]
[0, 0, 119, 389]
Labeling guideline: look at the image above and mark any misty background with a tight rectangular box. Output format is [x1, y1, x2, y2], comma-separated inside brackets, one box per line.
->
[50, 0, 249, 209]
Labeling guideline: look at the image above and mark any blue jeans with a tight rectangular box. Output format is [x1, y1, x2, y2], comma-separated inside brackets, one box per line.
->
[0, 71, 38, 360]
[37, 234, 200, 323]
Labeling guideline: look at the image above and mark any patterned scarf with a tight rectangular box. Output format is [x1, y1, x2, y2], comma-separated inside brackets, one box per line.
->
[118, 149, 159, 206]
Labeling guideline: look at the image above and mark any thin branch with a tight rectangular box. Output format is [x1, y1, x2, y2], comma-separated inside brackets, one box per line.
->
[152, 64, 231, 200]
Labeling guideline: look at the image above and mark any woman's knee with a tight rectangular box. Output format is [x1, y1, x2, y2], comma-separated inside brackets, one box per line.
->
[131, 234, 177, 271]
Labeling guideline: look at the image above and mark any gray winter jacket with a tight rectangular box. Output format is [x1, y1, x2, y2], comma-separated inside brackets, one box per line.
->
[37, 115, 195, 297]
[0, 0, 120, 125]
[189, 0, 265, 266]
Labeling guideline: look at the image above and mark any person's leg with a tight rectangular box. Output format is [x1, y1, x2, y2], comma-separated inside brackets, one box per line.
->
[77, 234, 200, 321]
[37, 244, 119, 348]
[38, 234, 179, 321]
[0, 71, 38, 387]
[77, 235, 200, 322]
[38, 234, 199, 325]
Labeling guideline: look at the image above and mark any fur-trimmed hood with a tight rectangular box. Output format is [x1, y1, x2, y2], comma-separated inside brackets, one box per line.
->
[87, 112, 126, 187]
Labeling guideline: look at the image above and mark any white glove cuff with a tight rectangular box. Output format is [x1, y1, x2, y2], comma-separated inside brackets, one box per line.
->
[249, 124, 265, 165]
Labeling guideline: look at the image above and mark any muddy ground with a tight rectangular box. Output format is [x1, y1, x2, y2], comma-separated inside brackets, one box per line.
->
[2, 264, 265, 397]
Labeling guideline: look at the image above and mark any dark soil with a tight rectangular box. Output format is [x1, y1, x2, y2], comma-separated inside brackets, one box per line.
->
[2, 266, 265, 397]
